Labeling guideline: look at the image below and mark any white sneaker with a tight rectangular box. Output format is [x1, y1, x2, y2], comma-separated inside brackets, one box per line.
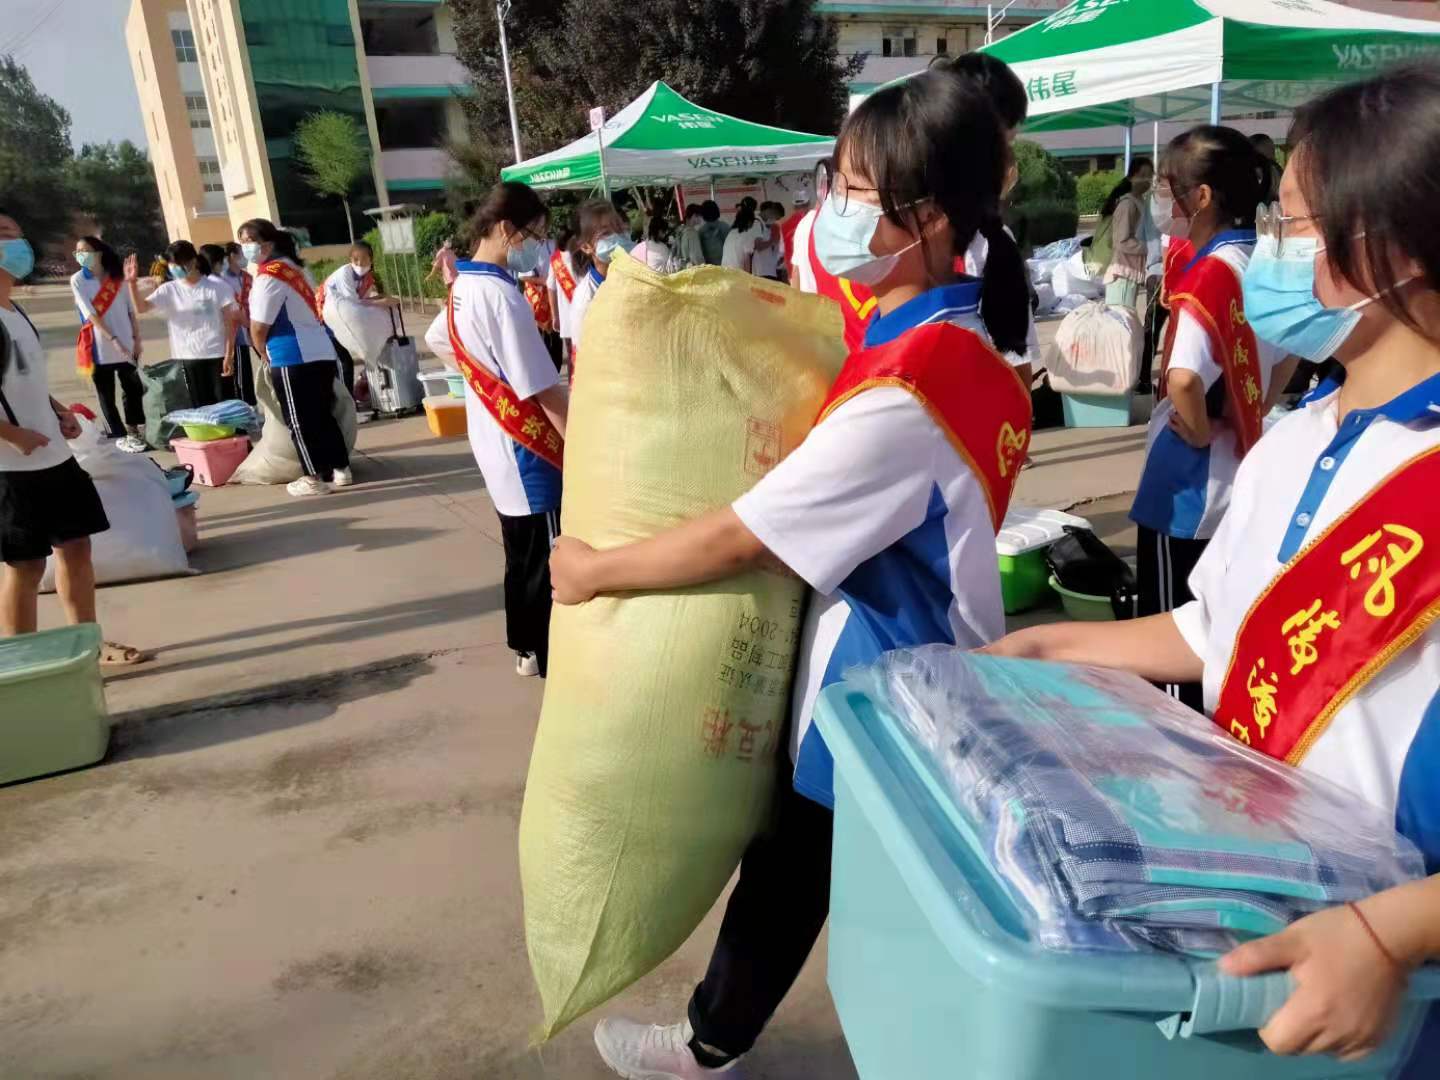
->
[116, 435, 149, 454]
[286, 476, 332, 497]
[516, 652, 540, 677]
[594, 1019, 743, 1080]
[331, 467, 354, 488]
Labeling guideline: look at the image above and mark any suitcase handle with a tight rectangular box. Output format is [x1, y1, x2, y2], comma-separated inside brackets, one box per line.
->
[389, 305, 407, 339]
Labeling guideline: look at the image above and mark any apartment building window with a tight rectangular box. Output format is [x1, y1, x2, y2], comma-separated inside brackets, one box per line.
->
[185, 95, 211, 129]
[937, 26, 975, 56]
[882, 26, 917, 59]
[197, 158, 224, 193]
[171, 28, 198, 63]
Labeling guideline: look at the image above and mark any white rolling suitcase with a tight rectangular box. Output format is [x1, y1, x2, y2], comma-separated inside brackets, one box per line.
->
[366, 308, 424, 417]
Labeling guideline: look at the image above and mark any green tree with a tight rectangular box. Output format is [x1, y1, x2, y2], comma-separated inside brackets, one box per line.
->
[294, 110, 371, 242]
[1010, 139, 1077, 208]
[69, 141, 167, 258]
[0, 53, 74, 254]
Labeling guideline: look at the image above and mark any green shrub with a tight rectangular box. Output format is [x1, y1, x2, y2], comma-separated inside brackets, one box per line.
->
[308, 257, 342, 289]
[362, 210, 457, 299]
[1011, 139, 1076, 207]
[1076, 170, 1122, 217]
[1012, 200, 1081, 249]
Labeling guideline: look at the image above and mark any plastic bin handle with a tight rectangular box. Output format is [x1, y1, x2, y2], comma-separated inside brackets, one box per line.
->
[1156, 963, 1294, 1040]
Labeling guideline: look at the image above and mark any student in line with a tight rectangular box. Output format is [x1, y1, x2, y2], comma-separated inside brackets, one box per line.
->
[220, 241, 256, 405]
[675, 204, 706, 269]
[553, 65, 1034, 1080]
[749, 202, 787, 281]
[1130, 126, 1283, 709]
[236, 219, 352, 497]
[631, 213, 674, 273]
[1, 209, 145, 665]
[990, 65, 1440, 1078]
[126, 240, 237, 409]
[198, 242, 243, 394]
[1093, 157, 1156, 316]
[568, 199, 631, 357]
[721, 196, 763, 273]
[423, 182, 569, 679]
[548, 229, 579, 370]
[697, 200, 729, 266]
[70, 236, 146, 452]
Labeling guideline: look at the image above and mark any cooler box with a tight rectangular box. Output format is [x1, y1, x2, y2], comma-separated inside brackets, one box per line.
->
[424, 395, 467, 438]
[0, 624, 109, 785]
[171, 434, 250, 487]
[814, 682, 1440, 1080]
[996, 507, 1091, 614]
[1062, 391, 1133, 428]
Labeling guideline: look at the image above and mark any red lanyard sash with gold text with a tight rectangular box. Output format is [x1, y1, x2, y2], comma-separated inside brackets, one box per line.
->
[75, 276, 122, 377]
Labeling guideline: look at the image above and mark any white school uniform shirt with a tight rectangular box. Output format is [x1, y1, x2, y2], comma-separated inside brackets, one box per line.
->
[568, 265, 604, 350]
[750, 226, 782, 278]
[423, 260, 561, 517]
[146, 276, 237, 360]
[1131, 234, 1284, 540]
[0, 304, 71, 473]
[721, 223, 762, 270]
[1173, 371, 1440, 876]
[732, 280, 1007, 808]
[69, 268, 135, 364]
[963, 230, 1039, 370]
[323, 263, 366, 304]
[248, 259, 336, 369]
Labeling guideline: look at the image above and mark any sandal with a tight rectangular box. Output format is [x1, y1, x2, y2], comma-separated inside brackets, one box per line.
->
[100, 641, 152, 667]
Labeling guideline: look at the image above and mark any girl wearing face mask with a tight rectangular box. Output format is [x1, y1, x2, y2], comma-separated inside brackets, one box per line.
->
[1095, 157, 1156, 316]
[322, 240, 398, 398]
[552, 66, 1033, 1080]
[125, 240, 238, 409]
[567, 198, 631, 357]
[424, 182, 569, 679]
[1125, 126, 1283, 711]
[70, 236, 146, 451]
[720, 196, 762, 273]
[990, 66, 1440, 1076]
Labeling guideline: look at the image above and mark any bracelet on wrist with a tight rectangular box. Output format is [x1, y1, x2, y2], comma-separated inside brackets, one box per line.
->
[1348, 901, 1410, 973]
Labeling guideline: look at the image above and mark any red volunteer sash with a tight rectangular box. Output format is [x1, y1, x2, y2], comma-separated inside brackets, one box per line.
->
[551, 250, 576, 302]
[1214, 444, 1440, 763]
[1160, 239, 1194, 310]
[524, 278, 553, 331]
[808, 225, 876, 354]
[1160, 253, 1264, 457]
[258, 259, 321, 320]
[75, 276, 122, 377]
[445, 289, 563, 470]
[816, 322, 1032, 531]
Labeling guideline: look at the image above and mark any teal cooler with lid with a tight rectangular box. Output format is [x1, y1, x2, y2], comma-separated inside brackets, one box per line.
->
[815, 682, 1440, 1080]
[0, 624, 109, 785]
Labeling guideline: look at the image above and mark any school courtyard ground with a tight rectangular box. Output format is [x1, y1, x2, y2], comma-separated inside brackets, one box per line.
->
[0, 284, 1145, 1079]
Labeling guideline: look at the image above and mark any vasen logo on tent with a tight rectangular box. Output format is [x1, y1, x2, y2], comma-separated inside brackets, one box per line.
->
[687, 154, 781, 169]
[656, 111, 721, 130]
[532, 168, 573, 183]
[1332, 41, 1440, 72]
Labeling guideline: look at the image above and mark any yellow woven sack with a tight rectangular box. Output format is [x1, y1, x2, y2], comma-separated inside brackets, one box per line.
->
[520, 252, 847, 1039]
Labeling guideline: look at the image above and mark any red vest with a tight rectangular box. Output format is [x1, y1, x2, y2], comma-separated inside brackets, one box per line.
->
[807, 224, 876, 354]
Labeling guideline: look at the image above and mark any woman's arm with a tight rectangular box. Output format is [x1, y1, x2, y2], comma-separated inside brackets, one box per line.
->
[534, 383, 568, 438]
[1166, 368, 1212, 447]
[551, 508, 768, 605]
[122, 255, 156, 315]
[985, 612, 1205, 685]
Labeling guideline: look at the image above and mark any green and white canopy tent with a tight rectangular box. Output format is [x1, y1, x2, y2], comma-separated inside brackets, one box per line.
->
[500, 81, 834, 192]
[979, 0, 1440, 142]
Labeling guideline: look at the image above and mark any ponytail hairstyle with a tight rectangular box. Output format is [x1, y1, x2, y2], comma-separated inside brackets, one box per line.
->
[1099, 157, 1154, 220]
[572, 197, 622, 278]
[1161, 126, 1269, 230]
[79, 235, 123, 281]
[237, 218, 304, 266]
[199, 243, 228, 275]
[165, 239, 209, 276]
[930, 51, 1029, 132]
[733, 196, 757, 234]
[836, 65, 1030, 357]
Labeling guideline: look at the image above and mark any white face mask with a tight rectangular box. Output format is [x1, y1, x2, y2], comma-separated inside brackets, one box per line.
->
[812, 194, 924, 287]
[1152, 188, 1191, 239]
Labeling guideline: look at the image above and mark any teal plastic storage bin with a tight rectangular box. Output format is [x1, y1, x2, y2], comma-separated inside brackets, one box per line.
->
[0, 624, 109, 785]
[1063, 391, 1132, 428]
[815, 683, 1440, 1080]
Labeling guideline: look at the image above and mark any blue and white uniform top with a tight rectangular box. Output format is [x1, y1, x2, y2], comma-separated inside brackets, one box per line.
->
[323, 263, 370, 305]
[423, 260, 562, 518]
[732, 280, 1008, 807]
[220, 266, 250, 347]
[1132, 231, 1283, 540]
[248, 258, 335, 369]
[568, 265, 604, 350]
[69, 267, 136, 365]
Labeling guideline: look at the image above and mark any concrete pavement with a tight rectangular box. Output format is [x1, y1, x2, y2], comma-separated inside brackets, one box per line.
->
[1, 286, 1145, 1078]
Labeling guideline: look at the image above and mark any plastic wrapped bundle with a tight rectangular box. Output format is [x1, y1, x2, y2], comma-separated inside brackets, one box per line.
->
[848, 646, 1425, 954]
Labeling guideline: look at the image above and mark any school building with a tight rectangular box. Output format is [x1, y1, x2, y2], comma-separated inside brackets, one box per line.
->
[125, 0, 468, 248]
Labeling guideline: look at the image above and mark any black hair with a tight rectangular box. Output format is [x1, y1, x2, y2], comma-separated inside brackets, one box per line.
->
[1291, 63, 1440, 338]
[837, 65, 1030, 357]
[556, 226, 575, 250]
[350, 240, 374, 259]
[931, 52, 1028, 132]
[700, 200, 721, 223]
[199, 243, 228, 274]
[1250, 132, 1276, 156]
[224, 241, 242, 257]
[646, 214, 670, 244]
[1099, 157, 1154, 220]
[1161, 125, 1269, 229]
[572, 198, 620, 277]
[468, 181, 547, 242]
[733, 196, 757, 233]
[760, 201, 786, 220]
[684, 203, 704, 222]
[78, 235, 123, 281]
[165, 239, 210, 276]
[237, 218, 304, 266]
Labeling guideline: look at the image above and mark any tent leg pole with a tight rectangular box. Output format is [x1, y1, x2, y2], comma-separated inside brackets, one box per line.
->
[1153, 121, 1160, 166]
[1210, 81, 1222, 125]
[1123, 126, 1133, 174]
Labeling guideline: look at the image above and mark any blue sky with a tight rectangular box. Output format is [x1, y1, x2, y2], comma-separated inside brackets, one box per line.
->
[6, 0, 149, 150]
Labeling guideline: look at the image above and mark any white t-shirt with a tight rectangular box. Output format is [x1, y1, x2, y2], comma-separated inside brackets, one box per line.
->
[249, 260, 336, 369]
[323, 263, 367, 304]
[423, 260, 562, 517]
[70, 269, 136, 365]
[0, 304, 71, 473]
[631, 240, 671, 273]
[721, 223, 763, 270]
[750, 225, 783, 278]
[147, 276, 238, 360]
[568, 265, 603, 350]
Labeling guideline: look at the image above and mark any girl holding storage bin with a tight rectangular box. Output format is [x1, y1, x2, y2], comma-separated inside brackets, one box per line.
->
[551, 61, 1035, 1080]
[991, 65, 1440, 1077]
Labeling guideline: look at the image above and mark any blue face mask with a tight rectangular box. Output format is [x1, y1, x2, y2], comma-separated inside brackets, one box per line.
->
[812, 193, 922, 287]
[169, 263, 190, 281]
[507, 236, 545, 274]
[0, 238, 35, 282]
[1242, 235, 1362, 363]
[594, 233, 634, 264]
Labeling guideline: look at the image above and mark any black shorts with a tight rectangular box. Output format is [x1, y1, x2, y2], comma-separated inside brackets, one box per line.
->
[0, 458, 110, 565]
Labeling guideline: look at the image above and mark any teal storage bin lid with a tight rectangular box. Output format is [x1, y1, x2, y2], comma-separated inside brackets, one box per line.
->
[0, 623, 102, 687]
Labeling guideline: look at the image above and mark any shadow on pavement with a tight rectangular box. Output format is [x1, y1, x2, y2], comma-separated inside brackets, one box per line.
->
[186, 517, 446, 573]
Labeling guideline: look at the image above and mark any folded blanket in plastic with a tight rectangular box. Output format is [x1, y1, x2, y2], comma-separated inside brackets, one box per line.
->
[164, 400, 260, 430]
[849, 647, 1425, 955]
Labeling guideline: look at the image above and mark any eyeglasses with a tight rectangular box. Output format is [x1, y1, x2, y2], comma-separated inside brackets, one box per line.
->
[1256, 202, 1320, 250]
